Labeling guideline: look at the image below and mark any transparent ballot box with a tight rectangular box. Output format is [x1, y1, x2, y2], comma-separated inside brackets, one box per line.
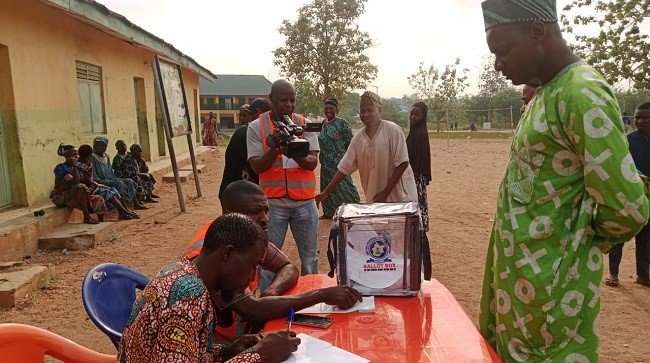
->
[328, 202, 422, 296]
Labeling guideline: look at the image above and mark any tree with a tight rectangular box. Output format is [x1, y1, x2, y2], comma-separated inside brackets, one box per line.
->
[561, 0, 649, 89]
[407, 58, 469, 121]
[273, 0, 378, 100]
[478, 54, 510, 95]
[294, 76, 322, 117]
[381, 98, 410, 128]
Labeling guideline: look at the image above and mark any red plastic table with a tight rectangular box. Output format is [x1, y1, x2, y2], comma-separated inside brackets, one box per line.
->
[263, 274, 501, 362]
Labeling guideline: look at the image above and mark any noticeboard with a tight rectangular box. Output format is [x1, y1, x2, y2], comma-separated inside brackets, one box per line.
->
[154, 57, 192, 137]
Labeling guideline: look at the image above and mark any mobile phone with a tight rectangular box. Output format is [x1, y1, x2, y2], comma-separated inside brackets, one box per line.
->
[288, 314, 333, 329]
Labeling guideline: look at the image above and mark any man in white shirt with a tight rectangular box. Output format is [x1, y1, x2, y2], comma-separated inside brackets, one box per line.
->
[316, 91, 418, 205]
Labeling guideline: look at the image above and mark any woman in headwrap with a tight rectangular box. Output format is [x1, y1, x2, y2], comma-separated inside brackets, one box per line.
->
[77, 144, 139, 220]
[50, 144, 105, 224]
[317, 97, 360, 218]
[90, 136, 147, 209]
[114, 143, 157, 203]
[406, 101, 431, 231]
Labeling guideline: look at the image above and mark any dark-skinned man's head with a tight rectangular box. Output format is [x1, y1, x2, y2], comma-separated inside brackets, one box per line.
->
[269, 79, 296, 119]
[221, 180, 270, 232]
[199, 213, 267, 292]
[482, 0, 562, 86]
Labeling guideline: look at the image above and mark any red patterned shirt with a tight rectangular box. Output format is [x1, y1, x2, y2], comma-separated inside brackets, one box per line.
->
[118, 258, 262, 363]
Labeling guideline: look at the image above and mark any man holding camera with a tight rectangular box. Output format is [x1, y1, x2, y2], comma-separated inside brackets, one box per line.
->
[247, 79, 320, 289]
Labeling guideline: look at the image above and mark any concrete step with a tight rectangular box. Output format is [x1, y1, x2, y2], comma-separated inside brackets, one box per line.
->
[180, 164, 206, 173]
[162, 170, 194, 182]
[38, 222, 115, 251]
[0, 205, 82, 262]
[0, 265, 55, 308]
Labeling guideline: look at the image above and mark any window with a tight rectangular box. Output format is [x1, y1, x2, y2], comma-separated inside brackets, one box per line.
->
[76, 61, 105, 134]
[224, 98, 232, 110]
[202, 97, 207, 105]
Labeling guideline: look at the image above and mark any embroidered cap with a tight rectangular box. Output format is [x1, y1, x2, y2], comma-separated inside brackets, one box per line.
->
[481, 0, 557, 31]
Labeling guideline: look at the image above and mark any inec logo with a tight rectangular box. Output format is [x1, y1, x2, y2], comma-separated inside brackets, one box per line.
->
[365, 234, 391, 262]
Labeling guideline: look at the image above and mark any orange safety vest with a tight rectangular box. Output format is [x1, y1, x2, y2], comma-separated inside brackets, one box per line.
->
[183, 222, 259, 341]
[258, 112, 316, 200]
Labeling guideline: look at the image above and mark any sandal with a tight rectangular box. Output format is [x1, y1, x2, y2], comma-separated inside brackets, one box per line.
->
[84, 217, 99, 225]
[129, 211, 141, 219]
[119, 213, 134, 220]
[604, 277, 619, 287]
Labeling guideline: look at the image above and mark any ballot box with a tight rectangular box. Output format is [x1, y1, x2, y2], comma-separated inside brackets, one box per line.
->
[328, 202, 422, 296]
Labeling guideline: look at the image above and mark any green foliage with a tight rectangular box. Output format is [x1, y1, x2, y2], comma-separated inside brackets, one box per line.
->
[561, 0, 650, 88]
[294, 76, 322, 116]
[273, 0, 378, 100]
[381, 98, 410, 128]
[338, 91, 361, 123]
[407, 58, 469, 122]
[616, 88, 650, 114]
[478, 54, 510, 95]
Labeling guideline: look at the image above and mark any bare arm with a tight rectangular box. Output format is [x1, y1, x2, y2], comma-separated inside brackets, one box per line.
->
[261, 263, 299, 297]
[231, 286, 361, 324]
[315, 170, 348, 204]
[249, 148, 279, 175]
[291, 150, 318, 171]
[373, 161, 409, 202]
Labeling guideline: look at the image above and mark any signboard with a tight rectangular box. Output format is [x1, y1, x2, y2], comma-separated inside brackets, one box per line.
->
[152, 55, 202, 212]
[156, 57, 192, 137]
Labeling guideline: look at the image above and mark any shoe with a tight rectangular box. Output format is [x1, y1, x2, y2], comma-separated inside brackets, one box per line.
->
[634, 277, 650, 287]
[604, 277, 619, 287]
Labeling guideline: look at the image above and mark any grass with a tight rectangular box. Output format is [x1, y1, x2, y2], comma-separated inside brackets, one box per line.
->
[40, 274, 61, 291]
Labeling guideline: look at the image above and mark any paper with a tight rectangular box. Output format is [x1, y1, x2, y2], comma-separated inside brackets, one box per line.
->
[297, 296, 375, 314]
[282, 333, 369, 363]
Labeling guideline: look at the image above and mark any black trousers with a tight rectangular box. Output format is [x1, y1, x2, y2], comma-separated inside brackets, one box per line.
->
[608, 225, 650, 279]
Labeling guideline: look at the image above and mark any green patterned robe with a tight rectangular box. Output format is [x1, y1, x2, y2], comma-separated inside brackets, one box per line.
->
[479, 62, 649, 362]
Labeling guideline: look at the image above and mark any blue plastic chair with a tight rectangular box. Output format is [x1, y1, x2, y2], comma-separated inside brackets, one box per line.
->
[81, 263, 149, 349]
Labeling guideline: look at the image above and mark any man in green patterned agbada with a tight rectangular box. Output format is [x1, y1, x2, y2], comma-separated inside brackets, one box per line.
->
[479, 1, 649, 361]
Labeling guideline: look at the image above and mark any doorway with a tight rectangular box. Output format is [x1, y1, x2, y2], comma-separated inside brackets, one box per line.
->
[133, 77, 151, 161]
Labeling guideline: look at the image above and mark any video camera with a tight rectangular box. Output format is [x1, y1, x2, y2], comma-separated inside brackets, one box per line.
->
[266, 115, 322, 159]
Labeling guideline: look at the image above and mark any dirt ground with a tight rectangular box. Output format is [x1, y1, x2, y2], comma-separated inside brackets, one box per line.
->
[1, 139, 648, 362]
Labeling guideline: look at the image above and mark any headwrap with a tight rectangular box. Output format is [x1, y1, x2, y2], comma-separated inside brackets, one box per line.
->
[481, 0, 557, 31]
[360, 91, 382, 107]
[406, 102, 431, 183]
[324, 97, 339, 108]
[240, 104, 250, 112]
[129, 144, 142, 153]
[93, 136, 108, 149]
[115, 140, 126, 149]
[249, 98, 272, 114]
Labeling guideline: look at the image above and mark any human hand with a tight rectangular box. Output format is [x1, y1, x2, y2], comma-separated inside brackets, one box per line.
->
[319, 286, 362, 309]
[372, 189, 390, 203]
[224, 334, 264, 358]
[314, 193, 326, 207]
[249, 330, 300, 363]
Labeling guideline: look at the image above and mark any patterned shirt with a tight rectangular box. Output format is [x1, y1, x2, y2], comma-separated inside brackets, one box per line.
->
[479, 63, 649, 362]
[118, 258, 262, 363]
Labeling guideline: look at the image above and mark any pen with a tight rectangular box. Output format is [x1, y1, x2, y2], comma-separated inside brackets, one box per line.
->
[287, 307, 295, 331]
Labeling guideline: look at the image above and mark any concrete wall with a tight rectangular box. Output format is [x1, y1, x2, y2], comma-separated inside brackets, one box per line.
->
[0, 0, 202, 207]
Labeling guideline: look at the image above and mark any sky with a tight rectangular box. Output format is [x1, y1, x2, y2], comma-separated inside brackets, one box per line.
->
[94, 0, 629, 98]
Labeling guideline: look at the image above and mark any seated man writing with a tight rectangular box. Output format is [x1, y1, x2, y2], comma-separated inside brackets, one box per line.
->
[184, 180, 361, 340]
[119, 214, 300, 363]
